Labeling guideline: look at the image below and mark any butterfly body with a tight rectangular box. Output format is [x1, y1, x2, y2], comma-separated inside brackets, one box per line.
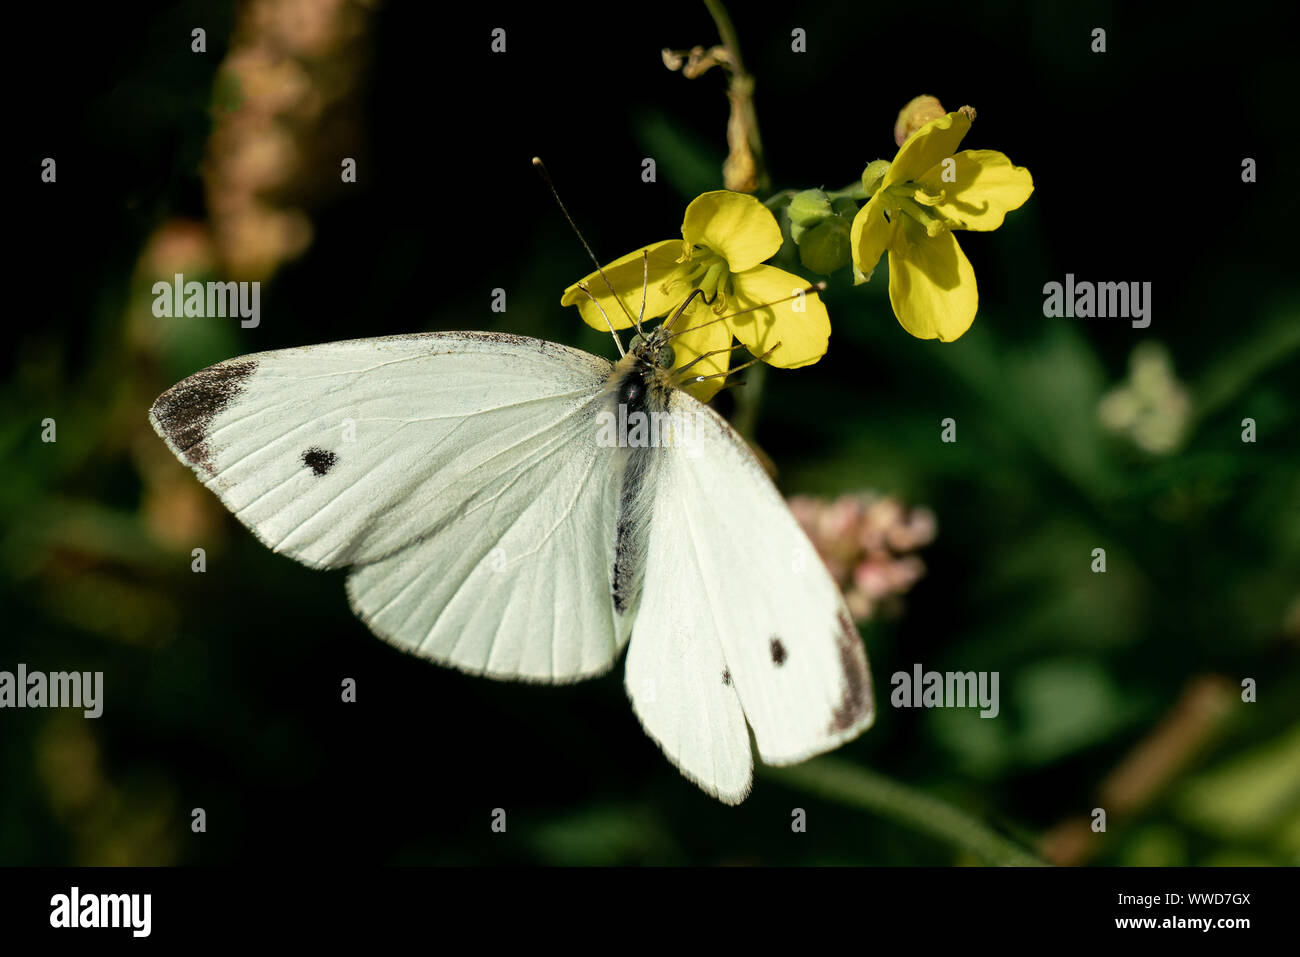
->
[607, 333, 680, 621]
[150, 329, 873, 803]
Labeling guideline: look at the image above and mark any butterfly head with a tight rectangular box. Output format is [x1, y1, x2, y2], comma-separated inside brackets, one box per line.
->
[628, 328, 676, 372]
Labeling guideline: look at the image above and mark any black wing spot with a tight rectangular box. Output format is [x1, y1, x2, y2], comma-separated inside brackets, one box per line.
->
[722, 669, 732, 686]
[770, 637, 787, 667]
[302, 447, 338, 476]
[150, 360, 258, 475]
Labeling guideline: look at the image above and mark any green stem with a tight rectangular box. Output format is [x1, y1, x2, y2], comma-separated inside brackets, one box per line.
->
[762, 188, 797, 209]
[763, 758, 1047, 866]
[703, 0, 744, 67]
[827, 180, 868, 202]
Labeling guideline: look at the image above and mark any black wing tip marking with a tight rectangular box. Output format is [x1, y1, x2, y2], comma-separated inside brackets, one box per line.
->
[149, 359, 259, 475]
[829, 610, 873, 732]
[722, 668, 732, 686]
[302, 447, 338, 476]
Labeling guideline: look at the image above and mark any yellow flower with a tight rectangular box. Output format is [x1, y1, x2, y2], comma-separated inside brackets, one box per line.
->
[850, 110, 1033, 341]
[562, 190, 830, 399]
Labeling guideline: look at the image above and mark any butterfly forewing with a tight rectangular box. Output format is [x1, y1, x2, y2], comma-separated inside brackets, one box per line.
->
[150, 331, 631, 681]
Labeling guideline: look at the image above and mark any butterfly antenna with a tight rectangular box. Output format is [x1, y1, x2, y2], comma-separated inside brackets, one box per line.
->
[532, 157, 643, 335]
[576, 283, 626, 357]
[683, 342, 782, 385]
[662, 288, 716, 333]
[666, 281, 827, 341]
[672, 342, 751, 380]
[710, 378, 749, 395]
[638, 248, 649, 333]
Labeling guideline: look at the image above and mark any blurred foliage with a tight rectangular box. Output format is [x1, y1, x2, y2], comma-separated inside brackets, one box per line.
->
[3, 0, 1297, 865]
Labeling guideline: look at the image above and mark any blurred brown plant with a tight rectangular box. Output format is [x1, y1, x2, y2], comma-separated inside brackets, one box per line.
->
[129, 0, 380, 550]
[37, 716, 180, 865]
[202, 0, 380, 280]
[1038, 675, 1236, 866]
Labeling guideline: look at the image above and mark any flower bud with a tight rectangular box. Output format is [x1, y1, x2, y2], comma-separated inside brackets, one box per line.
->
[797, 215, 851, 275]
[786, 188, 833, 228]
[860, 159, 891, 197]
[894, 94, 946, 146]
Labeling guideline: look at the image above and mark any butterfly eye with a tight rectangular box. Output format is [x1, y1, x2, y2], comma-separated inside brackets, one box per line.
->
[629, 334, 645, 352]
[657, 345, 676, 368]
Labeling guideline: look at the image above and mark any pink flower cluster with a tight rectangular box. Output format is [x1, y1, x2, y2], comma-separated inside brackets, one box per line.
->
[788, 492, 937, 622]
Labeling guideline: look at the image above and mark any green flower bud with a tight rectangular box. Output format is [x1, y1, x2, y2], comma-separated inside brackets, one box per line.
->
[861, 160, 891, 198]
[797, 215, 851, 275]
[787, 188, 833, 228]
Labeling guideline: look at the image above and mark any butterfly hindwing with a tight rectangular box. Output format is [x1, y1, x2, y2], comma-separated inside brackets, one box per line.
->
[344, 389, 627, 682]
[625, 520, 754, 803]
[627, 390, 874, 792]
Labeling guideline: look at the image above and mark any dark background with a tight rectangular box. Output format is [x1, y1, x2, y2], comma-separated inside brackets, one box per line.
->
[3, 0, 1297, 865]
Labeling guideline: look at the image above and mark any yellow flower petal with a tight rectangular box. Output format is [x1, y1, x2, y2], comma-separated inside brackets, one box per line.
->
[681, 190, 783, 272]
[884, 110, 971, 187]
[726, 264, 830, 368]
[916, 149, 1033, 231]
[849, 195, 890, 282]
[667, 301, 734, 402]
[561, 240, 683, 331]
[887, 218, 978, 341]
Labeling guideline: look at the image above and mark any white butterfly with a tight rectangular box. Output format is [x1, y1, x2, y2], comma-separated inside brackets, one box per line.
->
[149, 299, 875, 803]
